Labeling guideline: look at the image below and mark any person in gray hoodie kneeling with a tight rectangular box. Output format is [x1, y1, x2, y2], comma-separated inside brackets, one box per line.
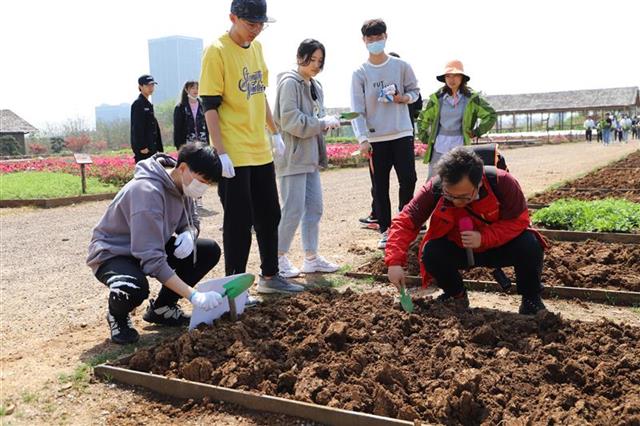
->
[87, 143, 223, 344]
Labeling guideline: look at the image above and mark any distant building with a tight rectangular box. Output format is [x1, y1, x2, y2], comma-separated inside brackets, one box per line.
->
[95, 103, 130, 125]
[0, 109, 38, 155]
[148, 35, 203, 105]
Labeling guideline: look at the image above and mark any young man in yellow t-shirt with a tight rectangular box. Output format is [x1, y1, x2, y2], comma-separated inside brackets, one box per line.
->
[200, 0, 303, 295]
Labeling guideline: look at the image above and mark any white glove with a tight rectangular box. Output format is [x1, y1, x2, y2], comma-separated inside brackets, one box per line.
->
[272, 133, 285, 158]
[359, 140, 372, 157]
[219, 153, 235, 178]
[319, 115, 341, 130]
[173, 230, 194, 259]
[189, 290, 223, 310]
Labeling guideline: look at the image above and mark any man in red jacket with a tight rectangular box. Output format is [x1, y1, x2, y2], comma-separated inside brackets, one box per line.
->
[385, 147, 547, 315]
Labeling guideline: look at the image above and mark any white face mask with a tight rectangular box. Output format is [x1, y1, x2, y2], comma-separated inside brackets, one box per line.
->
[183, 169, 209, 198]
[187, 94, 199, 101]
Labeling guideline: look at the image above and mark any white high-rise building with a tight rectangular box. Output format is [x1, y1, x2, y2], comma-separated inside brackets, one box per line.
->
[148, 36, 203, 105]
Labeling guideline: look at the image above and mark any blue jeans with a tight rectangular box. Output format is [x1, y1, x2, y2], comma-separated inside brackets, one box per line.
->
[278, 171, 323, 255]
[603, 128, 611, 144]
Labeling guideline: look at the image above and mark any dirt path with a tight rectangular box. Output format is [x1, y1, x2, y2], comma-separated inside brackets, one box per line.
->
[1, 141, 638, 424]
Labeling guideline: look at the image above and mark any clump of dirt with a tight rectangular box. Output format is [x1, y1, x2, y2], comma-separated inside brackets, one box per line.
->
[362, 239, 640, 292]
[122, 289, 640, 425]
[348, 244, 377, 256]
[529, 151, 640, 204]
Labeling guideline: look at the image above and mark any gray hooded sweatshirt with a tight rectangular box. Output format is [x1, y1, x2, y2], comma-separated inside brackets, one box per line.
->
[273, 70, 328, 177]
[86, 154, 199, 284]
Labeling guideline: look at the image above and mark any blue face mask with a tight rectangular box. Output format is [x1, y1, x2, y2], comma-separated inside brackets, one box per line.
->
[366, 39, 386, 55]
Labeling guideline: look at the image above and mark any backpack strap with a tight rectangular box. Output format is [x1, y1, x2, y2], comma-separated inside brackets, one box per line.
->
[432, 165, 499, 207]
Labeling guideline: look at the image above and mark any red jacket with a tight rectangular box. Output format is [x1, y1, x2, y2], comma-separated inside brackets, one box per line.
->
[385, 169, 543, 288]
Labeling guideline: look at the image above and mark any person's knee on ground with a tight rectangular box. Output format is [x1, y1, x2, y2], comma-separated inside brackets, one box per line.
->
[507, 231, 547, 315]
[105, 273, 150, 318]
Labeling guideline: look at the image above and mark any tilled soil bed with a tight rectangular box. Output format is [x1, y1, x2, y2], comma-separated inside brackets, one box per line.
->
[120, 289, 640, 425]
[609, 150, 640, 168]
[528, 188, 640, 204]
[362, 239, 640, 292]
[528, 150, 640, 204]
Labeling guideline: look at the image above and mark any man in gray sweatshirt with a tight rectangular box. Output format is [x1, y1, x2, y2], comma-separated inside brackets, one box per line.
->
[351, 18, 420, 249]
[87, 143, 224, 344]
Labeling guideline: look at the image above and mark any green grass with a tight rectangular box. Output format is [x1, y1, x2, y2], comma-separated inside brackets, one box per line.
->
[0, 405, 6, 416]
[532, 198, 640, 233]
[0, 172, 119, 200]
[57, 364, 91, 390]
[21, 391, 38, 404]
[87, 345, 136, 367]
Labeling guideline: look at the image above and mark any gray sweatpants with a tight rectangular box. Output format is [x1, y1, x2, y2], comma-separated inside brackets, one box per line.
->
[277, 171, 323, 255]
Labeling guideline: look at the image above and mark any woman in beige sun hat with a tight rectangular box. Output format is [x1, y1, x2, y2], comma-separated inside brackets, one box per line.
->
[417, 59, 496, 177]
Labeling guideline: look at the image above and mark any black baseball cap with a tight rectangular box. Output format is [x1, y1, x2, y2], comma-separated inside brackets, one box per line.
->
[230, 0, 275, 23]
[138, 75, 158, 86]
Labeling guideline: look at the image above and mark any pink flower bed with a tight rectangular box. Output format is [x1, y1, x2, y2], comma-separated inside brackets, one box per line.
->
[326, 142, 427, 166]
[0, 143, 428, 187]
[0, 155, 136, 186]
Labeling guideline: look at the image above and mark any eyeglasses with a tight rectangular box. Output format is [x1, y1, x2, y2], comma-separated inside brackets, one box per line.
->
[442, 187, 477, 202]
[241, 19, 268, 32]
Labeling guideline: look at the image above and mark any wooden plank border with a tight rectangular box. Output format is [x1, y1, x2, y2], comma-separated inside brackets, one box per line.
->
[344, 272, 640, 306]
[93, 365, 415, 426]
[0, 192, 117, 209]
[536, 229, 640, 244]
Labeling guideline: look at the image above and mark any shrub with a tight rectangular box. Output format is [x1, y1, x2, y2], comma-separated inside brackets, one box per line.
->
[64, 134, 92, 153]
[28, 143, 48, 155]
[50, 137, 65, 153]
[0, 135, 22, 156]
[89, 140, 108, 153]
[532, 199, 640, 233]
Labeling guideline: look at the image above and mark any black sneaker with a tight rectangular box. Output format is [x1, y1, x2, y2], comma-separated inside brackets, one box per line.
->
[359, 214, 378, 224]
[519, 295, 547, 315]
[107, 313, 139, 345]
[142, 298, 190, 326]
[436, 290, 470, 308]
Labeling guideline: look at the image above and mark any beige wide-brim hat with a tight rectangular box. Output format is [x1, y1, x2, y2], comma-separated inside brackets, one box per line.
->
[436, 59, 470, 83]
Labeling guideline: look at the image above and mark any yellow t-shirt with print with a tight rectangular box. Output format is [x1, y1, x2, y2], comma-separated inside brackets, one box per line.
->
[199, 33, 272, 167]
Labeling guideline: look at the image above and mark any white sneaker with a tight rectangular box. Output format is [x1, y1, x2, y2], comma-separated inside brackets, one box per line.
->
[377, 230, 389, 250]
[278, 255, 301, 278]
[301, 255, 340, 274]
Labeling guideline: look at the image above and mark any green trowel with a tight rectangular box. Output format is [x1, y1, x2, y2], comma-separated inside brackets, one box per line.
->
[222, 273, 255, 320]
[222, 273, 254, 298]
[399, 286, 414, 313]
[339, 112, 361, 120]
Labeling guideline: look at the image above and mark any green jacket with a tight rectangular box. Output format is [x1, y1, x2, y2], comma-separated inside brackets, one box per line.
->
[417, 88, 497, 163]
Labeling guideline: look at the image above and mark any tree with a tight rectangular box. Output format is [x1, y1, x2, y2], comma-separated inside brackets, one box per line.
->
[64, 134, 92, 153]
[96, 118, 130, 150]
[50, 136, 65, 153]
[0, 135, 22, 156]
[155, 99, 175, 148]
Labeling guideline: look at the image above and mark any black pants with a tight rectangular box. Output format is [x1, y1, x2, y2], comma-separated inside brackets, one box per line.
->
[217, 162, 281, 276]
[371, 136, 417, 233]
[134, 149, 158, 163]
[585, 129, 592, 141]
[95, 238, 221, 318]
[368, 156, 377, 219]
[422, 231, 543, 298]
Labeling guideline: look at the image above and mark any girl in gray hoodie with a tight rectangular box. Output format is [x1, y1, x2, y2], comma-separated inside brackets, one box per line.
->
[273, 39, 341, 278]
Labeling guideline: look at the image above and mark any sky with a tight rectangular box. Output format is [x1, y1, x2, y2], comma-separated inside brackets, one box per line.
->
[2, 0, 639, 130]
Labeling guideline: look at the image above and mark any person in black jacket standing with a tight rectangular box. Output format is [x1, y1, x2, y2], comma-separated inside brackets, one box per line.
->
[131, 75, 163, 163]
[173, 81, 209, 150]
